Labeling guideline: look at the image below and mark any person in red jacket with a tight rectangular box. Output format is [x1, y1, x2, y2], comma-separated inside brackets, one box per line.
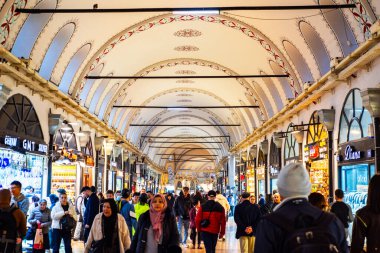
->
[195, 190, 226, 253]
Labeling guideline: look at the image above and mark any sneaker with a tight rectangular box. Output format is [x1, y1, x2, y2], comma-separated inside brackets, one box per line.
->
[222, 237, 226, 241]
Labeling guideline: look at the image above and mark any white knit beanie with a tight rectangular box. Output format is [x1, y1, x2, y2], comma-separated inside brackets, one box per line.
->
[277, 163, 311, 198]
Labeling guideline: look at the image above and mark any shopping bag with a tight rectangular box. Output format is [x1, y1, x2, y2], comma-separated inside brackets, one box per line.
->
[33, 226, 44, 250]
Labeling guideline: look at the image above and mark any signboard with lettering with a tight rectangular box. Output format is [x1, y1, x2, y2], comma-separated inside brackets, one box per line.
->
[304, 139, 328, 161]
[1, 135, 47, 154]
[337, 138, 375, 164]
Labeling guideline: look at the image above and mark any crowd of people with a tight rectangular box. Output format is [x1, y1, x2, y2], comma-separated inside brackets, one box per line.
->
[0, 162, 379, 253]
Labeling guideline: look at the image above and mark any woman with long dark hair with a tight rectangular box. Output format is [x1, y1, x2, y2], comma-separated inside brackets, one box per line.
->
[84, 199, 130, 253]
[129, 194, 180, 253]
[351, 174, 380, 253]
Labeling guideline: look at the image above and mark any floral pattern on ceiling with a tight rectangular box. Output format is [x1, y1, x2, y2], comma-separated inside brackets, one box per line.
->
[176, 80, 195, 83]
[0, 0, 27, 46]
[175, 70, 196, 75]
[75, 14, 301, 99]
[346, 0, 375, 39]
[174, 45, 199, 51]
[173, 28, 202, 37]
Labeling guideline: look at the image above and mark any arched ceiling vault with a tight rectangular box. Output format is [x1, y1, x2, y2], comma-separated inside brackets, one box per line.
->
[2, 0, 379, 176]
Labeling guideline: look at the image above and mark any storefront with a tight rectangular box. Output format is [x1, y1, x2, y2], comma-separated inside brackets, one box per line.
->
[79, 136, 95, 188]
[51, 124, 79, 200]
[0, 94, 48, 197]
[269, 138, 281, 193]
[337, 89, 376, 213]
[256, 149, 266, 197]
[304, 111, 330, 199]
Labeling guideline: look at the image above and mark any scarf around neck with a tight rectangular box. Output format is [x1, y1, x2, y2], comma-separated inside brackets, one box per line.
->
[149, 194, 167, 243]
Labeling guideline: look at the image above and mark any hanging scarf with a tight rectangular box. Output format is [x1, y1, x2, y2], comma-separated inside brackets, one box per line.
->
[149, 194, 167, 243]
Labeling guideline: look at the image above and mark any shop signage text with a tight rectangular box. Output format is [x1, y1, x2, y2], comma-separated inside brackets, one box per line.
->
[344, 145, 361, 160]
[3, 135, 47, 154]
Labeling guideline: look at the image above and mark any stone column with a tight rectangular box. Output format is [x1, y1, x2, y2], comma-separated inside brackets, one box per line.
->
[228, 155, 236, 192]
[361, 88, 380, 173]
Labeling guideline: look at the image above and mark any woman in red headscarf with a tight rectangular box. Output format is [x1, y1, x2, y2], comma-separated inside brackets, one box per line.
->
[128, 194, 180, 253]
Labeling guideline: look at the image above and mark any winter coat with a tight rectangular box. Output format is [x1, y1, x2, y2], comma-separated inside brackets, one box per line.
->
[351, 206, 380, 253]
[84, 213, 131, 253]
[234, 200, 261, 238]
[28, 206, 52, 234]
[129, 208, 179, 253]
[215, 194, 230, 215]
[173, 193, 192, 220]
[195, 200, 226, 236]
[11, 193, 29, 216]
[254, 197, 348, 253]
[83, 192, 100, 227]
[134, 203, 149, 221]
[51, 202, 77, 229]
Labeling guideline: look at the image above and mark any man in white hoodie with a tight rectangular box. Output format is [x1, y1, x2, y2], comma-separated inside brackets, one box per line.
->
[215, 190, 230, 241]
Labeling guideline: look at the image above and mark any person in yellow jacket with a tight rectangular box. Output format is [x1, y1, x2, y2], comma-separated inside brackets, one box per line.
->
[132, 193, 149, 235]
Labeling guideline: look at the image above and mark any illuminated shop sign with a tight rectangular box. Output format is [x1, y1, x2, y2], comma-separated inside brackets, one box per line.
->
[344, 145, 361, 160]
[269, 166, 279, 177]
[304, 140, 328, 160]
[3, 135, 47, 154]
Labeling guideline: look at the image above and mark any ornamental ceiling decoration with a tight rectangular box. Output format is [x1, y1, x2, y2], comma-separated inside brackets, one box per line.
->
[175, 70, 196, 75]
[73, 14, 301, 98]
[347, 0, 375, 39]
[0, 0, 27, 46]
[176, 93, 193, 97]
[105, 59, 265, 121]
[174, 45, 199, 52]
[176, 80, 194, 84]
[173, 28, 202, 37]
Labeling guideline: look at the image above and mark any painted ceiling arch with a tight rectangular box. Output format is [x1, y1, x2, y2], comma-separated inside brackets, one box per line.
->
[70, 13, 302, 98]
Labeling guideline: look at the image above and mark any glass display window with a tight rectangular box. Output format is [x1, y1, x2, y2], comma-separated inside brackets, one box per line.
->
[340, 163, 375, 213]
[51, 164, 77, 200]
[270, 178, 278, 193]
[285, 123, 299, 162]
[258, 180, 265, 196]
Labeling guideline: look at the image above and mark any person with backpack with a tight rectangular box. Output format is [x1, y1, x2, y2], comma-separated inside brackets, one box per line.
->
[73, 186, 90, 241]
[0, 188, 27, 253]
[234, 192, 261, 253]
[51, 192, 77, 253]
[28, 199, 52, 253]
[119, 189, 137, 240]
[351, 174, 380, 253]
[254, 163, 348, 253]
[330, 189, 353, 239]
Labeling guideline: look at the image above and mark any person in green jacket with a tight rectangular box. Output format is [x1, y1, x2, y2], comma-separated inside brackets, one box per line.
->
[134, 193, 149, 221]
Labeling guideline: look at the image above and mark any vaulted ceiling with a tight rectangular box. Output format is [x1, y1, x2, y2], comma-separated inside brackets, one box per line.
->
[1, 0, 379, 176]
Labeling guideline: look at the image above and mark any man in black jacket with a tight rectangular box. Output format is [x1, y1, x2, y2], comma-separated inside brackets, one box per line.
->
[330, 189, 353, 239]
[234, 192, 261, 253]
[83, 186, 100, 242]
[174, 187, 193, 247]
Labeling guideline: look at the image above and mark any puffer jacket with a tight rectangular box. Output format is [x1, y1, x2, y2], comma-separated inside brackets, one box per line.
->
[51, 202, 77, 229]
[11, 193, 29, 216]
[28, 206, 52, 233]
[129, 208, 179, 253]
[84, 213, 131, 253]
[195, 200, 226, 236]
[351, 206, 380, 253]
[254, 197, 348, 253]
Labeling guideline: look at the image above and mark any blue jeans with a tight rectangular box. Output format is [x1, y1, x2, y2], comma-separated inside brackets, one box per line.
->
[52, 229, 72, 253]
[202, 231, 218, 253]
[177, 217, 190, 244]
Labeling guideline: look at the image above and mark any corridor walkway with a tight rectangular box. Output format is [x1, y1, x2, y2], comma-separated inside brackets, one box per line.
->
[70, 218, 240, 252]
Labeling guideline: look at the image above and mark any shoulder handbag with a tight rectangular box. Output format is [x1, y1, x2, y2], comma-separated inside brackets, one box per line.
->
[60, 214, 76, 231]
[89, 218, 105, 253]
[200, 202, 216, 228]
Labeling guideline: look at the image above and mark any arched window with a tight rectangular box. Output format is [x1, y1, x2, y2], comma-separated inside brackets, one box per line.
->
[269, 61, 294, 99]
[319, 0, 357, 56]
[0, 94, 43, 140]
[97, 83, 120, 118]
[339, 89, 372, 143]
[88, 73, 113, 111]
[299, 21, 330, 75]
[11, 0, 58, 58]
[79, 63, 104, 103]
[59, 43, 91, 93]
[39, 23, 75, 80]
[284, 124, 299, 163]
[260, 71, 284, 110]
[251, 82, 274, 117]
[307, 111, 328, 144]
[283, 40, 314, 83]
[53, 126, 77, 150]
